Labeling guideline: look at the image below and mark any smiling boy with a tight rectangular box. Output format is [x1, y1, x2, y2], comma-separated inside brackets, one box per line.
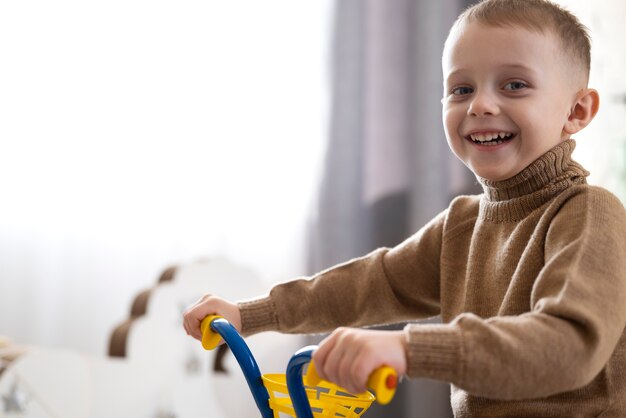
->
[183, 0, 626, 416]
[443, 0, 598, 182]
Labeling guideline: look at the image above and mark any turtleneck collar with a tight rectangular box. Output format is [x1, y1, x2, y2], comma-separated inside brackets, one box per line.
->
[477, 139, 589, 222]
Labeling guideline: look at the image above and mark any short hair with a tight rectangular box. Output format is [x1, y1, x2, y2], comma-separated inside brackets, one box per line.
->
[454, 0, 591, 83]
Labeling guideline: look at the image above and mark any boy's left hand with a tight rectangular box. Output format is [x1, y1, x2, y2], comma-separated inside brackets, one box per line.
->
[312, 328, 407, 394]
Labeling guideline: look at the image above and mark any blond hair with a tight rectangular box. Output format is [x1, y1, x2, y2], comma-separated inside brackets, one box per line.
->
[455, 0, 591, 83]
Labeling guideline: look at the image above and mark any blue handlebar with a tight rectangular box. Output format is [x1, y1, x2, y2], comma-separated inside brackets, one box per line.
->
[206, 317, 323, 418]
[207, 318, 274, 418]
[286, 346, 317, 418]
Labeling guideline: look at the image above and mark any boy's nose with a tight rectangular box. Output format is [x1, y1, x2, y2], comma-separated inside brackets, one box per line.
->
[467, 91, 499, 116]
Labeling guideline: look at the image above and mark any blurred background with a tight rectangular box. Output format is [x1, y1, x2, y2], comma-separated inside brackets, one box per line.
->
[1, 0, 625, 417]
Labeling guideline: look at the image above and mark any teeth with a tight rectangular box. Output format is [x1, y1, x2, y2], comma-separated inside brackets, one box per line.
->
[469, 132, 513, 143]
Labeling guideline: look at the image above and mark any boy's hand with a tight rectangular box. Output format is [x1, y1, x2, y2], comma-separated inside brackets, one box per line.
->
[182, 294, 241, 341]
[312, 328, 407, 394]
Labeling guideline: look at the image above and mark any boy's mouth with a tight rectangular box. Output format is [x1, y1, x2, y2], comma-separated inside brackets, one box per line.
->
[466, 132, 516, 146]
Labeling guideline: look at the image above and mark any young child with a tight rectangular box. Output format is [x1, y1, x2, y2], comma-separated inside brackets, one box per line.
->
[183, 0, 626, 415]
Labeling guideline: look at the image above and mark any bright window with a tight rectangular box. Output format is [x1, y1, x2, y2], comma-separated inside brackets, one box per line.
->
[0, 1, 332, 354]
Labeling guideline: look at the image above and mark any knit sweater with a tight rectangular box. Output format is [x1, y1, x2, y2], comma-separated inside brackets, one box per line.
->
[239, 140, 626, 417]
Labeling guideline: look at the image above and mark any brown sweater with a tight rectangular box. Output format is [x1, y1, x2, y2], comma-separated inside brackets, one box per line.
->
[239, 140, 626, 417]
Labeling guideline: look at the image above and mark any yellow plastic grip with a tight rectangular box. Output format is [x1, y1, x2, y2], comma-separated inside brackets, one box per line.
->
[304, 362, 397, 405]
[367, 366, 397, 405]
[200, 315, 223, 350]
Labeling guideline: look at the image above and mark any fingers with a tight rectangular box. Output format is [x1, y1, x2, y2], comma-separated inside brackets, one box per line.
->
[349, 350, 372, 393]
[312, 329, 408, 394]
[314, 328, 368, 393]
[315, 328, 345, 387]
[182, 294, 241, 341]
[182, 294, 211, 341]
[312, 329, 337, 377]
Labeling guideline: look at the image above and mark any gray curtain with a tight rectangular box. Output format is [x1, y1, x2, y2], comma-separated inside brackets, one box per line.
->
[306, 0, 480, 416]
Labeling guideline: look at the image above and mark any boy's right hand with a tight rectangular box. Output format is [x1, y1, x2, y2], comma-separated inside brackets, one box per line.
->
[182, 294, 241, 342]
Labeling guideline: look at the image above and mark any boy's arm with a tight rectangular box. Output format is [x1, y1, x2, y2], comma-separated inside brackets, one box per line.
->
[238, 208, 448, 337]
[405, 188, 626, 399]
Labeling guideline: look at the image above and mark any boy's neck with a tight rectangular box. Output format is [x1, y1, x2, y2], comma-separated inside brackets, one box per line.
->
[477, 139, 589, 222]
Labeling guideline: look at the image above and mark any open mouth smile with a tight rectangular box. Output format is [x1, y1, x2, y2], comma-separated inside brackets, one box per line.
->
[465, 132, 516, 146]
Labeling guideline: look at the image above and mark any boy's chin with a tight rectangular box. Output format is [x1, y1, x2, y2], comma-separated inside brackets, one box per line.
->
[471, 166, 524, 182]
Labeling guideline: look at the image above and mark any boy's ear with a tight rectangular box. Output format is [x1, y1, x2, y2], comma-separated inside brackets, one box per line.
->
[564, 88, 600, 135]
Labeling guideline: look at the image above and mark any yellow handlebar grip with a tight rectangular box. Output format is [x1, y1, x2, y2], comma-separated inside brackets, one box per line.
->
[303, 361, 323, 387]
[304, 362, 397, 405]
[367, 366, 397, 405]
[200, 315, 223, 350]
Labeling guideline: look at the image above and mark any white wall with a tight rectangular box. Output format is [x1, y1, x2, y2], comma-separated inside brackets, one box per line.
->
[0, 1, 332, 355]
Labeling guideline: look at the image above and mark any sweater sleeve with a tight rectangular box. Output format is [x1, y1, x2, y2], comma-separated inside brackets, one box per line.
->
[404, 188, 626, 399]
[238, 208, 447, 336]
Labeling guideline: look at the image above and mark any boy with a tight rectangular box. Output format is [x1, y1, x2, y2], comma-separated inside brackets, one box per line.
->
[183, 0, 626, 415]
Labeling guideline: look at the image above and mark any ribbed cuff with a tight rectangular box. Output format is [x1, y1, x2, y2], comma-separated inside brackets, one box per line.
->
[238, 296, 279, 337]
[404, 323, 463, 383]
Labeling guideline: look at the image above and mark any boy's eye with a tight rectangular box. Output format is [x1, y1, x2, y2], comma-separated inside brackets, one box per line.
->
[503, 81, 528, 91]
[451, 86, 473, 96]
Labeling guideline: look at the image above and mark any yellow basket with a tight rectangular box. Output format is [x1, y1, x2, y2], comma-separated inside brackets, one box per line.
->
[262, 373, 376, 418]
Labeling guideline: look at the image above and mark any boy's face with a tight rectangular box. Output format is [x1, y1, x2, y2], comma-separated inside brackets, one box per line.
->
[442, 22, 580, 181]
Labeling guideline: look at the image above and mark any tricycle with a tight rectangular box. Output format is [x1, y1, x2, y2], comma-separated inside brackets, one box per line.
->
[200, 316, 398, 418]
